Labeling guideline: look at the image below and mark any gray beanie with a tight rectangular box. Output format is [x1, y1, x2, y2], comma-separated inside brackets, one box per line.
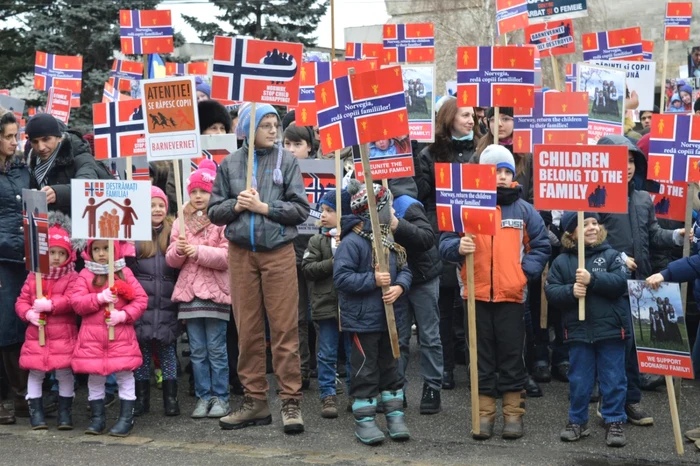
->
[480, 144, 515, 175]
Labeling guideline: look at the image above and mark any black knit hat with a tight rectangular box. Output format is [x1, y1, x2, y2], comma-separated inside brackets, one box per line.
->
[282, 110, 296, 131]
[198, 99, 232, 134]
[486, 107, 513, 119]
[26, 113, 62, 140]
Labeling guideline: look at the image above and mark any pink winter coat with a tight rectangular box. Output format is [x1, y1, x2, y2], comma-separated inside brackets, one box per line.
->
[166, 204, 230, 305]
[70, 267, 148, 376]
[15, 271, 78, 372]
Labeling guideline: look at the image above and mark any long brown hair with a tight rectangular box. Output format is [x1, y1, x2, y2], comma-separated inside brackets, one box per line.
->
[427, 99, 480, 162]
[92, 270, 125, 288]
[137, 216, 174, 259]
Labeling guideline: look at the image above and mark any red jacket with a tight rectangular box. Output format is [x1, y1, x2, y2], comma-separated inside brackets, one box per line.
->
[70, 267, 147, 376]
[15, 271, 78, 372]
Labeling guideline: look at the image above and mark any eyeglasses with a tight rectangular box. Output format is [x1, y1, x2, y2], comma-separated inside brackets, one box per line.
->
[259, 123, 280, 132]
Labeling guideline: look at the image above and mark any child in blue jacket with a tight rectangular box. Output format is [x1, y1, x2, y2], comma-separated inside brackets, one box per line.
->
[333, 180, 412, 446]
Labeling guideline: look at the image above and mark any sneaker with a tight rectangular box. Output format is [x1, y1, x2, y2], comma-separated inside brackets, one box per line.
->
[321, 395, 338, 419]
[525, 376, 543, 398]
[685, 425, 700, 441]
[625, 403, 653, 426]
[219, 396, 272, 430]
[281, 399, 304, 434]
[532, 364, 552, 383]
[207, 397, 230, 418]
[605, 422, 627, 447]
[191, 398, 211, 419]
[419, 384, 441, 415]
[552, 363, 570, 382]
[560, 422, 590, 442]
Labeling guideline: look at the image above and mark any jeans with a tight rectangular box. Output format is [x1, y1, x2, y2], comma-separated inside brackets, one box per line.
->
[317, 318, 351, 399]
[568, 340, 627, 424]
[187, 317, 229, 402]
[625, 309, 642, 404]
[398, 277, 443, 390]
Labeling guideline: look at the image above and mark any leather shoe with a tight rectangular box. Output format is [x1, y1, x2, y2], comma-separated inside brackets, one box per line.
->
[525, 376, 543, 398]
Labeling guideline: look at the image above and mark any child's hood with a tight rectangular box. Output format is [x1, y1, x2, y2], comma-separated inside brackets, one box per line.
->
[560, 226, 611, 256]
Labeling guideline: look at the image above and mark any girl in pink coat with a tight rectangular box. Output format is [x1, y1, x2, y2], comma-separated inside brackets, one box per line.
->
[166, 159, 231, 420]
[15, 212, 78, 431]
[71, 239, 147, 437]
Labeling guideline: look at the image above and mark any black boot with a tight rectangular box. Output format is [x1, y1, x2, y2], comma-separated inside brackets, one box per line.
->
[27, 397, 47, 430]
[133, 380, 150, 417]
[109, 399, 136, 437]
[162, 379, 180, 416]
[85, 399, 106, 435]
[57, 396, 73, 430]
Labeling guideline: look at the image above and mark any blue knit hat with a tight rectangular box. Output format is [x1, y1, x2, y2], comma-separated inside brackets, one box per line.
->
[561, 211, 600, 234]
[195, 76, 211, 98]
[236, 103, 280, 139]
[318, 189, 351, 214]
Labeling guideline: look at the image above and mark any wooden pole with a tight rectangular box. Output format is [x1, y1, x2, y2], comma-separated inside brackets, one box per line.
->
[551, 56, 562, 92]
[335, 148, 342, 332]
[666, 375, 685, 455]
[465, 252, 480, 436]
[108, 240, 115, 341]
[173, 160, 186, 237]
[577, 211, 586, 320]
[492, 107, 500, 144]
[36, 273, 45, 346]
[659, 41, 669, 113]
[330, 0, 336, 60]
[540, 264, 548, 329]
[358, 143, 400, 358]
[245, 103, 258, 190]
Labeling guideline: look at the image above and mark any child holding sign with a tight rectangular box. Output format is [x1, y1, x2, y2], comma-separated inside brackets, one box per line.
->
[546, 212, 630, 448]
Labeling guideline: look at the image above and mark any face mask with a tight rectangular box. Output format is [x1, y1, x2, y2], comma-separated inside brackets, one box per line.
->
[452, 131, 474, 141]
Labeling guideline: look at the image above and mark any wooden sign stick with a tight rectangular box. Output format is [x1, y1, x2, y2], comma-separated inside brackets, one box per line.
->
[551, 56, 562, 91]
[659, 41, 669, 113]
[666, 375, 685, 455]
[108, 240, 115, 341]
[465, 251, 480, 435]
[540, 264, 549, 329]
[577, 211, 586, 320]
[335, 148, 342, 332]
[36, 273, 45, 346]
[245, 103, 258, 190]
[172, 160, 186, 237]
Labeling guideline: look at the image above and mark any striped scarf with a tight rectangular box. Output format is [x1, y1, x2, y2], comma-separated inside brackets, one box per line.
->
[352, 222, 407, 269]
[33, 139, 62, 187]
[84, 258, 126, 275]
[44, 262, 75, 280]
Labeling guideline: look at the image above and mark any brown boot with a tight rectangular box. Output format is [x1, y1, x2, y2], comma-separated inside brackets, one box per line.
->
[0, 403, 15, 425]
[473, 394, 496, 440]
[502, 390, 526, 439]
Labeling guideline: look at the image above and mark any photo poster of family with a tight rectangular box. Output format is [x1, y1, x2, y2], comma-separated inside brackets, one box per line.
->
[297, 158, 337, 235]
[586, 60, 656, 124]
[627, 280, 694, 379]
[70, 179, 152, 241]
[576, 63, 626, 142]
[352, 134, 415, 182]
[663, 77, 699, 114]
[21, 188, 49, 274]
[398, 64, 435, 142]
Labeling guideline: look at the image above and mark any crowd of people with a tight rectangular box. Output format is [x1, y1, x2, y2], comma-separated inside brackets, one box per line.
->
[2, 81, 700, 452]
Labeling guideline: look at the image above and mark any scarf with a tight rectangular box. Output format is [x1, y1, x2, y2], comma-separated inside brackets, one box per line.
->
[321, 227, 333, 237]
[184, 202, 211, 234]
[44, 262, 75, 280]
[452, 132, 474, 141]
[33, 139, 62, 187]
[352, 222, 407, 269]
[84, 258, 126, 275]
[499, 137, 513, 146]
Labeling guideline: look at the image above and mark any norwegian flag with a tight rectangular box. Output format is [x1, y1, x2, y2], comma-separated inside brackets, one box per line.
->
[513, 91, 589, 153]
[582, 27, 643, 61]
[84, 182, 105, 198]
[457, 46, 536, 108]
[102, 81, 119, 103]
[648, 114, 700, 183]
[296, 62, 332, 127]
[132, 167, 150, 181]
[303, 173, 336, 204]
[34, 52, 83, 108]
[92, 99, 145, 160]
[119, 9, 174, 55]
[383, 23, 435, 63]
[167, 62, 209, 76]
[110, 59, 143, 93]
[435, 163, 497, 236]
[496, 0, 529, 36]
[665, 2, 692, 41]
[345, 43, 386, 64]
[315, 66, 409, 154]
[565, 63, 577, 92]
[166, 62, 186, 76]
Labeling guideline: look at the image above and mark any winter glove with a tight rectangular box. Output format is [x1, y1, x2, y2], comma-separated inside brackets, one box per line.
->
[106, 310, 127, 327]
[33, 297, 53, 314]
[26, 309, 42, 327]
[97, 288, 117, 305]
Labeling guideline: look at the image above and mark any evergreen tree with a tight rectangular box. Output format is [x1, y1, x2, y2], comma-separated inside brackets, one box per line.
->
[183, 0, 328, 46]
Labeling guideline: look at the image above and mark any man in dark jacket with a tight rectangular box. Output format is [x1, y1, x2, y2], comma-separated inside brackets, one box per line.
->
[391, 193, 443, 415]
[26, 114, 98, 216]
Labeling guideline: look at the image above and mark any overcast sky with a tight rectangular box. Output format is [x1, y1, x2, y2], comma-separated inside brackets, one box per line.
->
[159, 0, 389, 49]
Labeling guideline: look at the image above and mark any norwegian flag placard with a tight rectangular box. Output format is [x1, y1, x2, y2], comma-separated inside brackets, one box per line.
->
[496, 0, 529, 36]
[46, 88, 72, 125]
[525, 20, 575, 58]
[212, 36, 303, 106]
[92, 99, 145, 160]
[296, 62, 331, 127]
[456, 46, 536, 109]
[582, 27, 643, 62]
[565, 63, 577, 92]
[383, 23, 435, 64]
[648, 114, 700, 183]
[110, 59, 143, 93]
[642, 40, 654, 61]
[435, 163, 497, 236]
[297, 159, 337, 235]
[649, 181, 687, 222]
[166, 62, 209, 76]
[514, 91, 588, 153]
[316, 66, 409, 154]
[120, 9, 174, 55]
[345, 43, 387, 64]
[34, 52, 83, 108]
[665, 2, 692, 41]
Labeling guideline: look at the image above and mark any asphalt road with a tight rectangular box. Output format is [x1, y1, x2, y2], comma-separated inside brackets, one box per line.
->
[2, 341, 700, 466]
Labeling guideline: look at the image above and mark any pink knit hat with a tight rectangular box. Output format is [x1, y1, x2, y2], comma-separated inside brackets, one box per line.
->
[151, 186, 169, 210]
[48, 225, 73, 263]
[187, 159, 217, 195]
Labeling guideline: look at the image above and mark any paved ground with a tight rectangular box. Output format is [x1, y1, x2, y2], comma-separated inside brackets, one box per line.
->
[2, 342, 700, 466]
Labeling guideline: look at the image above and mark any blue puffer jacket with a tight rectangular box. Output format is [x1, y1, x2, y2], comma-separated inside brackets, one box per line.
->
[0, 155, 30, 263]
[334, 215, 412, 333]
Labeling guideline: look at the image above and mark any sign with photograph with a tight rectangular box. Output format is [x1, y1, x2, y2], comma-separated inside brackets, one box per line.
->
[400, 64, 435, 142]
[576, 63, 626, 142]
[297, 159, 337, 235]
[22, 189, 49, 274]
[353, 135, 415, 181]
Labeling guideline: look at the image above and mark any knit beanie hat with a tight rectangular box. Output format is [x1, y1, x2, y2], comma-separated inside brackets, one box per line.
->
[48, 225, 72, 256]
[561, 211, 600, 235]
[151, 186, 169, 210]
[26, 113, 62, 140]
[47, 210, 74, 264]
[318, 189, 351, 213]
[347, 179, 393, 224]
[480, 144, 515, 175]
[237, 103, 280, 139]
[187, 159, 217, 195]
[195, 76, 211, 98]
[198, 99, 232, 134]
[282, 110, 296, 131]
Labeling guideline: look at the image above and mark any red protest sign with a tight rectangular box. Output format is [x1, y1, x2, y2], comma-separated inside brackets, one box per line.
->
[92, 99, 145, 160]
[46, 87, 71, 124]
[296, 62, 331, 127]
[582, 27, 643, 61]
[648, 114, 700, 183]
[119, 9, 174, 55]
[533, 144, 628, 213]
[525, 20, 575, 58]
[353, 136, 415, 181]
[649, 182, 686, 222]
[642, 40, 654, 61]
[345, 43, 387, 63]
[332, 59, 378, 77]
[665, 2, 692, 41]
[34, 52, 83, 108]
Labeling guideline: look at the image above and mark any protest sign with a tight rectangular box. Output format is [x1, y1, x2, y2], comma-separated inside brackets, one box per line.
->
[587, 60, 656, 112]
[642, 40, 654, 61]
[119, 9, 173, 55]
[296, 62, 331, 127]
[383, 23, 435, 64]
[345, 43, 387, 64]
[649, 182, 686, 222]
[513, 91, 588, 153]
[648, 114, 700, 183]
[401, 64, 435, 142]
[353, 135, 414, 181]
[34, 52, 82, 108]
[296, 159, 337, 235]
[577, 63, 626, 142]
[71, 180, 151, 241]
[527, 0, 587, 24]
[165, 61, 208, 76]
[435, 163, 497, 236]
[664, 2, 692, 41]
[93, 98, 146, 160]
[332, 59, 377, 78]
[191, 134, 237, 171]
[456, 46, 536, 108]
[46, 88, 72, 125]
[316, 66, 408, 154]
[496, 0, 529, 36]
[110, 59, 143, 93]
[565, 63, 577, 92]
[212, 36, 303, 106]
[140, 76, 200, 161]
[688, 48, 700, 79]
[22, 189, 49, 274]
[525, 20, 575, 58]
[0, 94, 25, 120]
[533, 144, 628, 213]
[582, 27, 643, 62]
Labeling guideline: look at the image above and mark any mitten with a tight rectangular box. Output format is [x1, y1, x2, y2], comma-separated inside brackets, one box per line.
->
[97, 288, 117, 304]
[106, 310, 127, 327]
[33, 297, 53, 313]
[26, 309, 42, 327]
